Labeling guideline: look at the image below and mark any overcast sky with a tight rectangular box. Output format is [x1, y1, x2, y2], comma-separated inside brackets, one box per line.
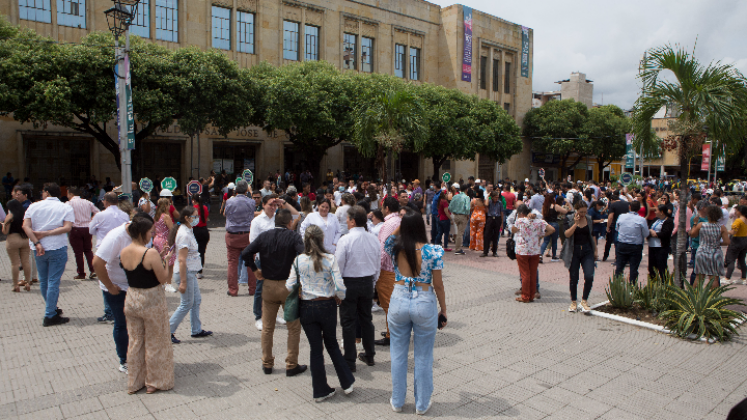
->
[430, 0, 747, 110]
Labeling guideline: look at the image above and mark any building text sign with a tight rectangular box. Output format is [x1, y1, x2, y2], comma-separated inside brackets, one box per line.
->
[461, 6, 473, 82]
[521, 26, 530, 78]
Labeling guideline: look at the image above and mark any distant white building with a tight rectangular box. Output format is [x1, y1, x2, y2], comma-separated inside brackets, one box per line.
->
[532, 72, 594, 108]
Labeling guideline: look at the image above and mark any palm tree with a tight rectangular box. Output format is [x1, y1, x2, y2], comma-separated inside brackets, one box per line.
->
[632, 45, 747, 286]
[353, 88, 427, 184]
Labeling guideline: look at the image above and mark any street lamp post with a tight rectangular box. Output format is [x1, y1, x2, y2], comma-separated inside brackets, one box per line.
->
[105, 0, 139, 200]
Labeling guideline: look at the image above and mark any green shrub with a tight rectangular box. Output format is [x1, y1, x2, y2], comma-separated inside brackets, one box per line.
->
[661, 281, 747, 342]
[605, 275, 635, 309]
[635, 272, 675, 314]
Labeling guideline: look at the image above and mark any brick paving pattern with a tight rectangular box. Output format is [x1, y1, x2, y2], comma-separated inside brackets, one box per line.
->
[1, 223, 746, 420]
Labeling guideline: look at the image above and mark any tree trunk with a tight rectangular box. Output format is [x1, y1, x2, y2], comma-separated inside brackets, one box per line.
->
[559, 154, 569, 179]
[376, 145, 387, 185]
[673, 145, 690, 288]
[432, 156, 446, 182]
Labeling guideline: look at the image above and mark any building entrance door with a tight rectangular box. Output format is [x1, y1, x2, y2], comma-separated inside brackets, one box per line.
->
[24, 136, 91, 192]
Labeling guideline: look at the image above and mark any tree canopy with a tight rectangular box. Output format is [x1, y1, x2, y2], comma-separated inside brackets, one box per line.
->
[584, 105, 629, 173]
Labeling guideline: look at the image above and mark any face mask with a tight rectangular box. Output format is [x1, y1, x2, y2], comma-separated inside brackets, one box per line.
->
[189, 215, 200, 227]
[339, 187, 345, 192]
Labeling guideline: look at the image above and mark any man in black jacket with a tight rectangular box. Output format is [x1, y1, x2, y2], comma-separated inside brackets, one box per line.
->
[242, 209, 307, 377]
[647, 204, 674, 281]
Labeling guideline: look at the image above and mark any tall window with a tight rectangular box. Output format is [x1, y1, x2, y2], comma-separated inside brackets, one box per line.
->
[155, 0, 178, 42]
[504, 103, 510, 113]
[479, 56, 487, 90]
[343, 33, 357, 70]
[283, 21, 299, 60]
[409, 47, 421, 81]
[305, 25, 319, 61]
[394, 44, 405, 78]
[237, 11, 254, 54]
[19, 0, 52, 23]
[211, 6, 230, 50]
[504, 61, 511, 94]
[492, 58, 501, 92]
[361, 37, 373, 73]
[57, 0, 85, 28]
[130, 0, 149, 38]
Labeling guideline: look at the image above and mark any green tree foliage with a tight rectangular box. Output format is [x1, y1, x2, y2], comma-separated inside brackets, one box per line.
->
[469, 99, 523, 169]
[584, 105, 629, 174]
[523, 99, 590, 179]
[632, 44, 747, 285]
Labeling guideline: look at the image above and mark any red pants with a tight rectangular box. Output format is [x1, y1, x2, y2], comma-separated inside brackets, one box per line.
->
[70, 227, 94, 276]
[517, 255, 539, 302]
[225, 232, 253, 296]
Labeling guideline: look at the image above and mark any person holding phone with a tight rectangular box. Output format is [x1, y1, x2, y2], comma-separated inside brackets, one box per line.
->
[383, 209, 447, 415]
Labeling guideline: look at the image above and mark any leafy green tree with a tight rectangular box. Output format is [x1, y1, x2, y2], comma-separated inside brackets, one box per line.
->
[523, 99, 590, 179]
[584, 105, 629, 180]
[469, 98, 523, 171]
[353, 87, 427, 184]
[632, 44, 747, 285]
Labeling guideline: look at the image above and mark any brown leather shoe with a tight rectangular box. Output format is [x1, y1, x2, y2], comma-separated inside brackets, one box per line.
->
[74, 275, 86, 280]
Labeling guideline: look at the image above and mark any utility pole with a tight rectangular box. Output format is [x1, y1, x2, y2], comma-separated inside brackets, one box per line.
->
[116, 32, 132, 198]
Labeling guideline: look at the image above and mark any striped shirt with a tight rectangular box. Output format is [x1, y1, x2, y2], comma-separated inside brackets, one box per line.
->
[67, 196, 100, 228]
[378, 213, 401, 272]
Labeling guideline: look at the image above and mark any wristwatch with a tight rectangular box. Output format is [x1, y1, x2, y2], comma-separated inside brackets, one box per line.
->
[34, 241, 40, 246]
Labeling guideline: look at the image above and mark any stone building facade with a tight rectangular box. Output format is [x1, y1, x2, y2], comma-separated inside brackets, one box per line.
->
[0, 0, 533, 190]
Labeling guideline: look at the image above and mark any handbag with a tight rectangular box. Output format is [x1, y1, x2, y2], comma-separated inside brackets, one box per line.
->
[283, 259, 301, 323]
[506, 233, 517, 260]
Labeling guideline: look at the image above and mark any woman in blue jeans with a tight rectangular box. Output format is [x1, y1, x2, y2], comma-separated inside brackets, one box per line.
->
[384, 210, 447, 415]
[540, 195, 568, 262]
[560, 201, 597, 313]
[169, 206, 212, 343]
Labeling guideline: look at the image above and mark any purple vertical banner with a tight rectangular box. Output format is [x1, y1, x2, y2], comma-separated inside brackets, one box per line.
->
[461, 6, 473, 82]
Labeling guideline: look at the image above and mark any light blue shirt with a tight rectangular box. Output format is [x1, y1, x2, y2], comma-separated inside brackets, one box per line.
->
[448, 193, 471, 215]
[615, 212, 650, 245]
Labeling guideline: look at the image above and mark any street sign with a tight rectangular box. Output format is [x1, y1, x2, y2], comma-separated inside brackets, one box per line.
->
[625, 134, 634, 169]
[235, 177, 242, 185]
[538, 168, 545, 178]
[442, 172, 452, 184]
[620, 172, 633, 186]
[161, 177, 177, 192]
[186, 180, 202, 197]
[242, 169, 254, 185]
[139, 177, 154, 193]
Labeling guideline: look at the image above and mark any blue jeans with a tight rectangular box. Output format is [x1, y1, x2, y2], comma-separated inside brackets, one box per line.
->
[253, 256, 263, 320]
[300, 300, 355, 398]
[540, 222, 560, 258]
[103, 290, 128, 364]
[102, 290, 113, 318]
[238, 254, 248, 285]
[503, 209, 513, 233]
[435, 219, 450, 248]
[35, 247, 68, 319]
[430, 215, 439, 244]
[462, 220, 470, 247]
[170, 271, 202, 335]
[388, 285, 437, 412]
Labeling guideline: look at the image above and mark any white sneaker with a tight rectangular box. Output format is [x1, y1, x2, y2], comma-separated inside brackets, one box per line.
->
[721, 277, 732, 285]
[568, 301, 577, 313]
[372, 303, 383, 312]
[740, 279, 747, 285]
[416, 401, 432, 415]
[668, 255, 674, 260]
[315, 390, 335, 403]
[356, 342, 364, 353]
[255, 319, 263, 331]
[390, 398, 403, 413]
[196, 273, 203, 279]
[343, 385, 354, 395]
[119, 363, 128, 374]
[164, 284, 177, 293]
[276, 316, 287, 326]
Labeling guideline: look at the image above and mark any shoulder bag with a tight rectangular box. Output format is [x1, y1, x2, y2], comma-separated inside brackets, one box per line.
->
[506, 233, 517, 260]
[283, 258, 301, 323]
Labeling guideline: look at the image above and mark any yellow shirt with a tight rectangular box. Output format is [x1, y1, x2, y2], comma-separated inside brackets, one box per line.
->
[733, 218, 747, 237]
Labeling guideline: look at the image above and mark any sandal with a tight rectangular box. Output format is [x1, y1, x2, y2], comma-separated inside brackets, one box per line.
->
[128, 386, 145, 395]
[13, 285, 20, 293]
[146, 387, 158, 394]
[24, 282, 31, 291]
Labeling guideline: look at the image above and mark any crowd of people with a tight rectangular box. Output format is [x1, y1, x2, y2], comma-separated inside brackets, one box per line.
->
[1, 169, 746, 412]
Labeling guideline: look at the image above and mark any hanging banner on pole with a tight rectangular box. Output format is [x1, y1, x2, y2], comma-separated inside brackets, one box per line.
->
[461, 6, 473, 82]
[115, 54, 136, 150]
[625, 134, 634, 169]
[701, 143, 711, 171]
[521, 26, 530, 78]
[716, 146, 725, 172]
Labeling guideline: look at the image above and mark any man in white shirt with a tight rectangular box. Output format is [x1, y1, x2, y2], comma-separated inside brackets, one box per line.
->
[66, 186, 100, 280]
[89, 192, 131, 322]
[259, 179, 274, 198]
[335, 205, 381, 371]
[92, 215, 148, 373]
[335, 193, 355, 237]
[23, 183, 75, 326]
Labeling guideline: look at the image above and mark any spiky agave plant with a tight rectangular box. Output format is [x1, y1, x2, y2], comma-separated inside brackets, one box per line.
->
[605, 275, 635, 309]
[661, 281, 746, 342]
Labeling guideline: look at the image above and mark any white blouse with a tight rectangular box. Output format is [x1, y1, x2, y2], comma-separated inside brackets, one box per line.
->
[299, 212, 341, 254]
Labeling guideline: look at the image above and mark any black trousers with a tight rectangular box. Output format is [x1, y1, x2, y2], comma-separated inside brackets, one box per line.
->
[615, 243, 644, 284]
[648, 246, 670, 281]
[192, 226, 210, 271]
[569, 243, 595, 301]
[339, 276, 376, 367]
[483, 216, 501, 255]
[603, 229, 615, 260]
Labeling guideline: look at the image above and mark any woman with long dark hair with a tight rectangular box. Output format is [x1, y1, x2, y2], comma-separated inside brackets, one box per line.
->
[168, 206, 212, 343]
[384, 211, 447, 415]
[286, 225, 352, 402]
[539, 193, 560, 262]
[192, 194, 210, 279]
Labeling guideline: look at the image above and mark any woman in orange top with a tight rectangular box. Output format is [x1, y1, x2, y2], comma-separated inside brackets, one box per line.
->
[725, 205, 747, 284]
[469, 197, 487, 252]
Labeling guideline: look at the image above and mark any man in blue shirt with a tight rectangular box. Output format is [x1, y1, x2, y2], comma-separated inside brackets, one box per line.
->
[481, 192, 504, 257]
[448, 184, 471, 255]
[614, 200, 650, 284]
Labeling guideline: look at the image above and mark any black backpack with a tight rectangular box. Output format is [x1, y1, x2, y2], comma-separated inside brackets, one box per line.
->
[505, 234, 517, 260]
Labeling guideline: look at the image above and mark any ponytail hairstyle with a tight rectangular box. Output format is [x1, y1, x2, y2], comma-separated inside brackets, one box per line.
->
[193, 194, 206, 223]
[167, 206, 196, 246]
[127, 213, 155, 243]
[303, 225, 327, 273]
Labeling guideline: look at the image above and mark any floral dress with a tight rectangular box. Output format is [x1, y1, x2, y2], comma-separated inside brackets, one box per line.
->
[694, 222, 724, 276]
[469, 205, 487, 251]
[153, 214, 176, 267]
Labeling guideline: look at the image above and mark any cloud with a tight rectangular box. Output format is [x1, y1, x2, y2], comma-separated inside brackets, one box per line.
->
[429, 0, 747, 109]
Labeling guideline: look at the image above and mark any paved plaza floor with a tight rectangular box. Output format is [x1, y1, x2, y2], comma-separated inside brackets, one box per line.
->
[1, 224, 746, 420]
